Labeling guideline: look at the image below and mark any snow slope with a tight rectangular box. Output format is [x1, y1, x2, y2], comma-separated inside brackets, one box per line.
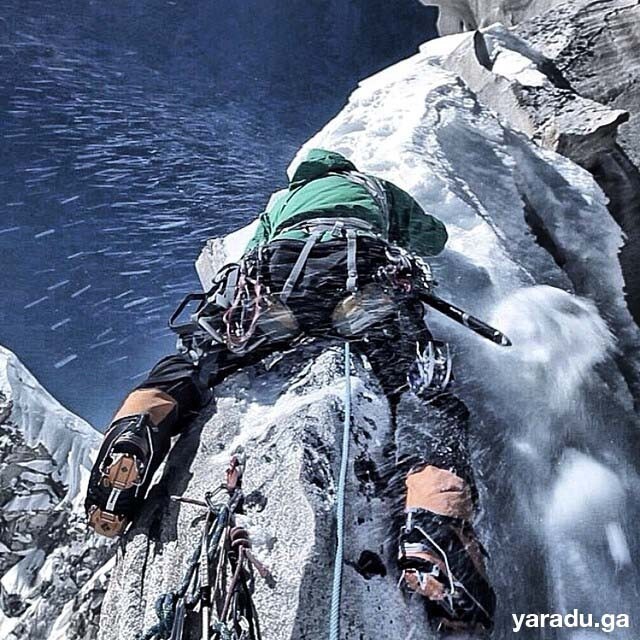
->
[0, 346, 113, 639]
[0, 345, 99, 504]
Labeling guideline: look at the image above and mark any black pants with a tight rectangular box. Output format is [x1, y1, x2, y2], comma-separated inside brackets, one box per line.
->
[136, 238, 472, 485]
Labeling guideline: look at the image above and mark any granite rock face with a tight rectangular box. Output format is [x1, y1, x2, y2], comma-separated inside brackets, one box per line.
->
[436, 25, 629, 168]
[432, 0, 640, 324]
[97, 344, 431, 640]
[430, 0, 640, 161]
[515, 0, 640, 165]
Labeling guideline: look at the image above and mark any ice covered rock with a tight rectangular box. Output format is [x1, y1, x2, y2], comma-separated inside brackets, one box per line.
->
[0, 346, 114, 639]
[431, 0, 640, 322]
[514, 0, 640, 166]
[100, 16, 640, 638]
[0, 347, 100, 505]
[425, 0, 587, 34]
[434, 25, 628, 169]
[513, 0, 640, 322]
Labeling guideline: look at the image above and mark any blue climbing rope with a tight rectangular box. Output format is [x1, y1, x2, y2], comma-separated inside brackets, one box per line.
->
[329, 341, 352, 640]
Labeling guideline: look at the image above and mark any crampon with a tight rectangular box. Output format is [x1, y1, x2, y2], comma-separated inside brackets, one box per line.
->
[398, 510, 495, 634]
[86, 413, 170, 537]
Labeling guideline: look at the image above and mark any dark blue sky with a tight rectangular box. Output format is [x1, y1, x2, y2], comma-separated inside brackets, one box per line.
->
[0, 0, 437, 426]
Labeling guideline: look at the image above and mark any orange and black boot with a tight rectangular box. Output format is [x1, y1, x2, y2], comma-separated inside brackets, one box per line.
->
[398, 465, 496, 634]
[85, 412, 173, 537]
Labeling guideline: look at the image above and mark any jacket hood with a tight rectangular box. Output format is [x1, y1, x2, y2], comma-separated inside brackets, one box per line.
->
[289, 149, 357, 186]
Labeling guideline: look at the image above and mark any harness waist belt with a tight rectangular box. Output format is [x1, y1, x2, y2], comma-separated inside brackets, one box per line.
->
[278, 218, 378, 304]
[275, 216, 378, 237]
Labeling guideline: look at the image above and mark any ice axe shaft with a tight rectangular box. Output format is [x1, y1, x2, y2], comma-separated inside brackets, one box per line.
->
[419, 291, 512, 347]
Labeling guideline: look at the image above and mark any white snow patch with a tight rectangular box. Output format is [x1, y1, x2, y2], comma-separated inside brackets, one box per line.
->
[489, 285, 615, 410]
[1, 548, 46, 597]
[223, 219, 260, 260]
[0, 345, 101, 503]
[419, 31, 473, 60]
[605, 521, 632, 568]
[492, 48, 548, 86]
[17, 459, 56, 474]
[214, 361, 356, 466]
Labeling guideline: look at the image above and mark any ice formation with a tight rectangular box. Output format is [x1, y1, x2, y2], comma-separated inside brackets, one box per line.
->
[101, 25, 640, 640]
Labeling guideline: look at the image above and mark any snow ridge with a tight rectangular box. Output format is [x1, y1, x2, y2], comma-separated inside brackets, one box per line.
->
[0, 345, 100, 504]
[0, 346, 112, 640]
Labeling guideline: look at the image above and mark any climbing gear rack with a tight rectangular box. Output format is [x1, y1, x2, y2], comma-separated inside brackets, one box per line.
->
[138, 454, 269, 640]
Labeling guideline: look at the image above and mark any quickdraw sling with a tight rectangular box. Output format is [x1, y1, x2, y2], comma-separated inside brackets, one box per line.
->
[137, 454, 270, 640]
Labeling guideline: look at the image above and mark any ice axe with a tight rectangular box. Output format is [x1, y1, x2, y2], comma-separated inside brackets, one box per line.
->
[418, 291, 512, 347]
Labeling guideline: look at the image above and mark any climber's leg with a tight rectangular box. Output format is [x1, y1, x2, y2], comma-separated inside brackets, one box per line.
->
[353, 294, 432, 399]
[396, 393, 495, 633]
[85, 349, 213, 537]
[86, 331, 295, 537]
[357, 301, 495, 632]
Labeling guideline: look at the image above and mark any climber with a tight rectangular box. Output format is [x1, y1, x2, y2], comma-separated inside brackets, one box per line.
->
[85, 149, 495, 632]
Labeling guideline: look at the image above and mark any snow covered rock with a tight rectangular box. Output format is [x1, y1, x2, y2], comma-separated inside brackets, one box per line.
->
[292, 29, 640, 638]
[98, 343, 434, 640]
[426, 14, 640, 330]
[0, 346, 114, 640]
[99, 18, 640, 640]
[514, 0, 640, 166]
[426, 0, 586, 34]
[435, 25, 628, 169]
[431, 1, 640, 323]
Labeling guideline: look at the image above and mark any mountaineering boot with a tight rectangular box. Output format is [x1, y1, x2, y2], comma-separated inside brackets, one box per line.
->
[398, 466, 495, 633]
[85, 395, 176, 537]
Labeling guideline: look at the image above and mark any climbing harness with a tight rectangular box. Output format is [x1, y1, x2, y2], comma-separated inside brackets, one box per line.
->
[138, 454, 270, 640]
[328, 341, 352, 640]
[276, 216, 375, 302]
[170, 217, 372, 359]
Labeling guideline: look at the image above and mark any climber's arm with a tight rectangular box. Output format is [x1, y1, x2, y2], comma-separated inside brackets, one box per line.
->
[244, 211, 272, 253]
[384, 181, 448, 256]
[244, 188, 291, 252]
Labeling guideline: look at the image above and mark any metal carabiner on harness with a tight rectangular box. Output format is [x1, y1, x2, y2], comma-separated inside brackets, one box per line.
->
[408, 340, 453, 399]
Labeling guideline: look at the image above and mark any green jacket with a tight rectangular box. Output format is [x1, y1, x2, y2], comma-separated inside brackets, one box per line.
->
[245, 149, 448, 256]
